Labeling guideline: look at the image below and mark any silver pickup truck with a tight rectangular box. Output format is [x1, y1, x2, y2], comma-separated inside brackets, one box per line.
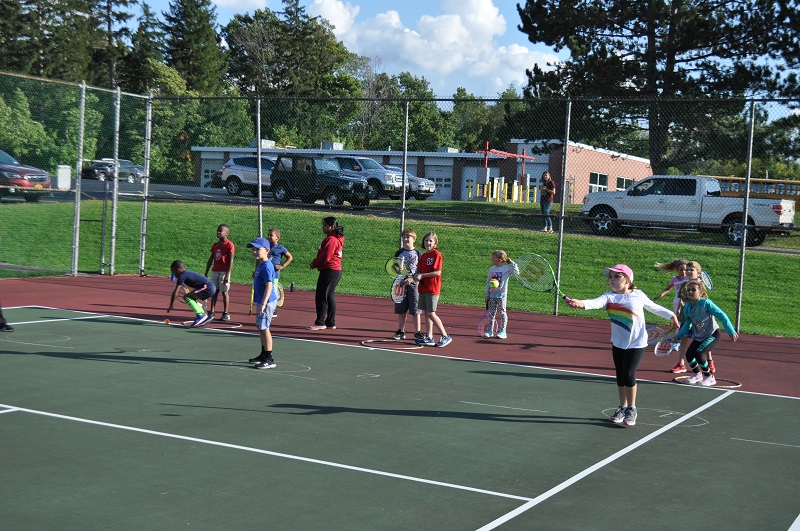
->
[579, 175, 795, 246]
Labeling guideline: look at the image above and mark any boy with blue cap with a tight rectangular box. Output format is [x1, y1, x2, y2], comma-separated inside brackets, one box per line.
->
[246, 237, 279, 369]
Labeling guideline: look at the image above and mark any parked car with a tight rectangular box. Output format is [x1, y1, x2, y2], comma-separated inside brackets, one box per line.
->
[220, 155, 277, 196]
[270, 155, 371, 208]
[331, 156, 404, 199]
[382, 165, 436, 200]
[0, 149, 52, 202]
[81, 159, 145, 183]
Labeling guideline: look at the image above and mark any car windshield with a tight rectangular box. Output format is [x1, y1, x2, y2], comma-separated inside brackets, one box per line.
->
[0, 150, 19, 165]
[359, 158, 384, 170]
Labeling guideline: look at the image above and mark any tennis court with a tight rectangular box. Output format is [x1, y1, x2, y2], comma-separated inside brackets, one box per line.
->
[2, 303, 799, 529]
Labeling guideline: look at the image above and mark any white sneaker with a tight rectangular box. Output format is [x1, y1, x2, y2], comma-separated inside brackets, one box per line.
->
[685, 373, 703, 384]
[700, 375, 716, 387]
[496, 330, 507, 339]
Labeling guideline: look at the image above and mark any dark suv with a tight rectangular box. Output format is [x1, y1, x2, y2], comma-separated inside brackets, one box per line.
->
[270, 155, 371, 207]
[0, 149, 52, 202]
[81, 159, 145, 183]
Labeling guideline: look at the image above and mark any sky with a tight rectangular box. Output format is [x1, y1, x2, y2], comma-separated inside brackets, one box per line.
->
[143, 0, 564, 98]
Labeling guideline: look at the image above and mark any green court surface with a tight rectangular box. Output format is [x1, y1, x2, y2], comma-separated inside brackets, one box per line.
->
[1, 308, 798, 530]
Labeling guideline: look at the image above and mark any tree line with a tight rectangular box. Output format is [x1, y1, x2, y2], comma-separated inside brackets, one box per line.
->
[1, 0, 798, 182]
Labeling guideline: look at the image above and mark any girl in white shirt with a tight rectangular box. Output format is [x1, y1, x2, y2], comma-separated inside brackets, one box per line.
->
[569, 264, 680, 427]
[484, 250, 519, 339]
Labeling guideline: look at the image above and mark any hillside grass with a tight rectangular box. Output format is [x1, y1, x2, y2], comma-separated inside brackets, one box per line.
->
[1, 200, 798, 337]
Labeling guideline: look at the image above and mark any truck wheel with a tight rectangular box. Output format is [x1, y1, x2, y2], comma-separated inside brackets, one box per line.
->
[97, 172, 107, 182]
[588, 207, 622, 236]
[272, 181, 291, 202]
[368, 180, 383, 199]
[125, 173, 135, 184]
[323, 188, 344, 206]
[225, 177, 243, 196]
[723, 214, 763, 246]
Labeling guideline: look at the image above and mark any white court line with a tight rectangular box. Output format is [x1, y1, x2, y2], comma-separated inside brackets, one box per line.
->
[0, 407, 20, 415]
[476, 390, 735, 530]
[731, 438, 800, 449]
[461, 401, 548, 414]
[0, 404, 532, 503]
[789, 512, 800, 531]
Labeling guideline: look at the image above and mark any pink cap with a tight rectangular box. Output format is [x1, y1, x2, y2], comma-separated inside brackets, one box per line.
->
[603, 264, 634, 281]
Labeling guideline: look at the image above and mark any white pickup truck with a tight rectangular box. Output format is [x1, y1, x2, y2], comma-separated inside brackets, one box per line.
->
[579, 175, 795, 246]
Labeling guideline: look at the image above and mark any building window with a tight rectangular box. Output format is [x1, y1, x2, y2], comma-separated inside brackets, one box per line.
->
[589, 172, 608, 192]
[616, 177, 634, 190]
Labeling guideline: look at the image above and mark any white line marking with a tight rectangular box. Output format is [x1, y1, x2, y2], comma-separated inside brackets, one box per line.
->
[0, 408, 20, 415]
[461, 401, 548, 414]
[731, 438, 800, 449]
[476, 391, 735, 530]
[789, 512, 800, 531]
[0, 404, 532, 503]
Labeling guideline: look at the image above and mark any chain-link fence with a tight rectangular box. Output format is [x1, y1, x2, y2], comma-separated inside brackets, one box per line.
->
[2, 71, 799, 337]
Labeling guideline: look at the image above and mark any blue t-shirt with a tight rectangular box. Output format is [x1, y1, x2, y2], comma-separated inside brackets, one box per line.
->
[268, 243, 289, 279]
[176, 269, 212, 291]
[253, 260, 277, 305]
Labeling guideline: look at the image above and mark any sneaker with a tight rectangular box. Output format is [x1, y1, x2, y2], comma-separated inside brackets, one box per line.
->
[484, 330, 494, 338]
[255, 359, 277, 369]
[272, 312, 278, 317]
[539, 228, 549, 232]
[685, 372, 703, 384]
[392, 329, 406, 340]
[191, 314, 211, 328]
[221, 312, 230, 322]
[671, 362, 687, 374]
[207, 311, 215, 321]
[328, 326, 336, 330]
[306, 324, 326, 330]
[700, 374, 716, 387]
[413, 331, 425, 341]
[623, 407, 638, 426]
[249, 353, 267, 363]
[609, 405, 626, 424]
[0, 324, 14, 332]
[435, 335, 452, 348]
[496, 329, 507, 339]
[416, 336, 435, 346]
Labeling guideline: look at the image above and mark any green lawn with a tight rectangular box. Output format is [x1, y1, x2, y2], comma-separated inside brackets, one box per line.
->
[2, 200, 798, 337]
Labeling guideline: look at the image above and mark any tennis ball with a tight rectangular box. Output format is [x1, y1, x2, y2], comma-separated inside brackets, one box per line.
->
[489, 279, 500, 288]
[164, 319, 170, 324]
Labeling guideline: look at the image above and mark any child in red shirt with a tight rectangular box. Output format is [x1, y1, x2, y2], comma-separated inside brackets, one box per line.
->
[413, 231, 452, 347]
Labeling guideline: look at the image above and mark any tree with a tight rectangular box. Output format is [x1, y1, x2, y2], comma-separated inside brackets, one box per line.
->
[88, 0, 135, 88]
[517, 0, 793, 173]
[118, 3, 167, 93]
[163, 0, 227, 94]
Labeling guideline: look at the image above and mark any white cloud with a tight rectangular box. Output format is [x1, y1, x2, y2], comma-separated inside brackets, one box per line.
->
[307, 0, 559, 97]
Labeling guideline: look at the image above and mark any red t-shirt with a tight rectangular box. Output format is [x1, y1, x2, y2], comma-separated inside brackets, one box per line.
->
[418, 249, 442, 295]
[210, 240, 235, 272]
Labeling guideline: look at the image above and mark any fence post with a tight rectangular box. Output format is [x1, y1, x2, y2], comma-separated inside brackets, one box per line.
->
[139, 93, 153, 276]
[554, 99, 572, 314]
[71, 82, 86, 277]
[735, 100, 757, 330]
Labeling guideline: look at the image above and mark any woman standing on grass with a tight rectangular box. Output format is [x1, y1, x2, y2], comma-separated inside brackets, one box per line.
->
[307, 217, 344, 330]
[539, 170, 556, 232]
[568, 264, 679, 427]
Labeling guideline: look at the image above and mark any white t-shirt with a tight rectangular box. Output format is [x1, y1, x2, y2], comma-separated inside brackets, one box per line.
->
[582, 289, 674, 349]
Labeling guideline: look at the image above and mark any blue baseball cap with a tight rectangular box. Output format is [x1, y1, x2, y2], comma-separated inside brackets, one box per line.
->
[246, 237, 270, 250]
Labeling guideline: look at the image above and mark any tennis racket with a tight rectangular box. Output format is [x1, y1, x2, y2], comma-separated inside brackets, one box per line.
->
[701, 270, 713, 290]
[390, 277, 406, 303]
[274, 280, 285, 307]
[653, 327, 678, 357]
[385, 256, 410, 278]
[646, 325, 668, 345]
[514, 253, 571, 302]
[249, 286, 254, 315]
[477, 301, 497, 338]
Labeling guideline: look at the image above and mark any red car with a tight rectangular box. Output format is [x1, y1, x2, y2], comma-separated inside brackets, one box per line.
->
[0, 149, 52, 202]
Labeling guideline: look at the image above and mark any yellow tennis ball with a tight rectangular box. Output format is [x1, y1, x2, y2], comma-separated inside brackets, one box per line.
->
[490, 279, 500, 288]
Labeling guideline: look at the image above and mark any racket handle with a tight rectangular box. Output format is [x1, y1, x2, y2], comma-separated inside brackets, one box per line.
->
[562, 295, 572, 304]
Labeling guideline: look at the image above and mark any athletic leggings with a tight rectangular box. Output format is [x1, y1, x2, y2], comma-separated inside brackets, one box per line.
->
[611, 345, 645, 387]
[685, 330, 721, 374]
[488, 297, 508, 331]
[314, 269, 342, 327]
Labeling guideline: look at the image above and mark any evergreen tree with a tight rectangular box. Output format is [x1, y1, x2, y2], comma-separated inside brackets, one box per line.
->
[517, 0, 793, 172]
[88, 0, 136, 88]
[163, 0, 227, 94]
[119, 3, 167, 93]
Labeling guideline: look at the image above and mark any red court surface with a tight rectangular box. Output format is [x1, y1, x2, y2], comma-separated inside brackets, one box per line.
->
[2, 275, 798, 398]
